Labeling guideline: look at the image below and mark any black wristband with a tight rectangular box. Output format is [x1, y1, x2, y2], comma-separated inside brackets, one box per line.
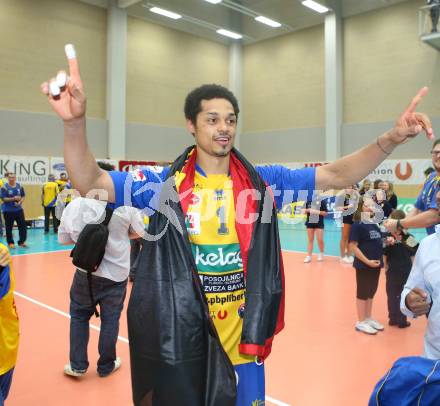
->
[376, 136, 392, 155]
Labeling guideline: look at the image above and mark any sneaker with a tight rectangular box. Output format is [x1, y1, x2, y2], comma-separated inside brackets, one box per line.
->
[347, 256, 354, 263]
[365, 318, 384, 331]
[303, 255, 312, 263]
[341, 256, 352, 264]
[99, 357, 122, 378]
[64, 363, 86, 377]
[317, 253, 324, 262]
[355, 321, 377, 335]
[8, 243, 15, 249]
[398, 321, 411, 329]
[18, 242, 28, 248]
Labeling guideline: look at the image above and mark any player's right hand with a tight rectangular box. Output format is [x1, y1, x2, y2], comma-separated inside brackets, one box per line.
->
[40, 44, 86, 122]
[406, 287, 430, 316]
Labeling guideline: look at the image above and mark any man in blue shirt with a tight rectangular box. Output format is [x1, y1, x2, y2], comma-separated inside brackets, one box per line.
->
[385, 139, 440, 235]
[0, 173, 27, 249]
[40, 45, 434, 406]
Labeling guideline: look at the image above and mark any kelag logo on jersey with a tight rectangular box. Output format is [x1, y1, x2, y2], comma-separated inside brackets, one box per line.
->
[192, 244, 243, 273]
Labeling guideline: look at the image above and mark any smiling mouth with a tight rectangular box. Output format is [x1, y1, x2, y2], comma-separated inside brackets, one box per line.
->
[214, 136, 231, 145]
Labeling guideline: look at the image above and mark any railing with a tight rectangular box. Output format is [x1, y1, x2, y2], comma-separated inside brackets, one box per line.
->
[418, 3, 440, 37]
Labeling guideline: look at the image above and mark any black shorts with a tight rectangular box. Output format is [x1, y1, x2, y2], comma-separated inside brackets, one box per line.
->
[343, 214, 354, 225]
[306, 222, 324, 229]
[355, 267, 380, 300]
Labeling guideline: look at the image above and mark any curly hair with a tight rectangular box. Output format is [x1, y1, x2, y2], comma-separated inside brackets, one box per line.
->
[184, 84, 239, 125]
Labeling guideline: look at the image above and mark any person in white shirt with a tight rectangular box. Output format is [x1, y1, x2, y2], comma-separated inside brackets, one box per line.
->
[400, 191, 440, 359]
[58, 162, 144, 378]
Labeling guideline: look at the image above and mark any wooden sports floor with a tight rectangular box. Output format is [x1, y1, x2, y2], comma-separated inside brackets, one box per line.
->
[5, 225, 427, 406]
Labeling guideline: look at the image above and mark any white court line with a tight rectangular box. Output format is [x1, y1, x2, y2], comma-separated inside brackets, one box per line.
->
[265, 396, 291, 406]
[14, 290, 291, 405]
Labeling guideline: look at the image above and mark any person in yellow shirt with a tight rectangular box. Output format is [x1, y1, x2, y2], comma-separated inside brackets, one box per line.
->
[0, 173, 8, 189]
[56, 172, 68, 191]
[0, 244, 18, 404]
[56, 172, 73, 207]
[42, 174, 60, 233]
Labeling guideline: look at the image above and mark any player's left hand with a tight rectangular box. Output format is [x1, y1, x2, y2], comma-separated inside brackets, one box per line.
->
[386, 87, 434, 144]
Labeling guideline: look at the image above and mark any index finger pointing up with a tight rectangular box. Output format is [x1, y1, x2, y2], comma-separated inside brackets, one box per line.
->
[405, 86, 429, 115]
[65, 44, 81, 82]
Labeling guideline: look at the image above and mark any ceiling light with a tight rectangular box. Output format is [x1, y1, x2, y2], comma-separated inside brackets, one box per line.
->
[216, 29, 242, 39]
[301, 0, 329, 14]
[204, 0, 222, 4]
[149, 6, 182, 20]
[255, 16, 281, 28]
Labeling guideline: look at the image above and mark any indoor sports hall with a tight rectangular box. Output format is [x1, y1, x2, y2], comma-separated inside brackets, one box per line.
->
[1, 1, 440, 406]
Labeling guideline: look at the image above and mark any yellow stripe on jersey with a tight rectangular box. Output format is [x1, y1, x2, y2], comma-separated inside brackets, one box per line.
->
[0, 243, 19, 375]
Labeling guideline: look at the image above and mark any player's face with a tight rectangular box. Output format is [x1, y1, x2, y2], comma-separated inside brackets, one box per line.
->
[362, 197, 375, 215]
[379, 181, 388, 191]
[8, 173, 16, 184]
[187, 98, 237, 158]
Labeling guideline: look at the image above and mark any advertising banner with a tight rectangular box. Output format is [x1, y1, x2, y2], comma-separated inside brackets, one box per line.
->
[118, 160, 158, 172]
[0, 155, 50, 185]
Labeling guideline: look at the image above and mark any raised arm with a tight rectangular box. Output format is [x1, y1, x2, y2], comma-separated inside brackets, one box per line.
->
[40, 45, 115, 201]
[316, 87, 434, 190]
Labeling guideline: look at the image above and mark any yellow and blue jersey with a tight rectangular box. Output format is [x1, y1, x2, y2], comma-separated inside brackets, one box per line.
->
[0, 243, 19, 375]
[110, 164, 315, 364]
[42, 181, 59, 207]
[184, 170, 254, 365]
[56, 179, 68, 192]
[56, 180, 72, 204]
